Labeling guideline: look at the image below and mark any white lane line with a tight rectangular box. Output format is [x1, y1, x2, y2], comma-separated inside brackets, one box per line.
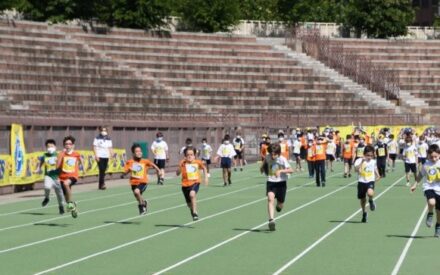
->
[33, 172, 333, 275]
[390, 205, 428, 275]
[152, 176, 355, 275]
[273, 176, 405, 275]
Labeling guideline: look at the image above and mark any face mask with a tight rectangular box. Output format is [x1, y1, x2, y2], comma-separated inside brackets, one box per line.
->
[224, 140, 230, 145]
[101, 131, 107, 136]
[187, 143, 193, 147]
[237, 136, 241, 139]
[157, 137, 163, 142]
[202, 142, 207, 145]
[279, 137, 284, 142]
[407, 142, 412, 146]
[47, 147, 56, 154]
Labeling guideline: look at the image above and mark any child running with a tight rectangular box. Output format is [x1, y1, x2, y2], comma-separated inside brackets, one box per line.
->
[387, 134, 398, 172]
[122, 143, 162, 215]
[410, 144, 440, 237]
[402, 134, 418, 186]
[216, 135, 236, 186]
[375, 135, 388, 178]
[177, 147, 208, 221]
[343, 135, 354, 178]
[260, 143, 293, 231]
[292, 136, 302, 171]
[151, 132, 169, 185]
[57, 136, 84, 218]
[325, 135, 336, 172]
[417, 135, 429, 168]
[198, 138, 213, 177]
[354, 145, 380, 223]
[38, 139, 65, 215]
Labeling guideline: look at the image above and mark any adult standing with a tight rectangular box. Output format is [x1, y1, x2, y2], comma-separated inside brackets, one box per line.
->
[93, 126, 113, 190]
[151, 132, 169, 185]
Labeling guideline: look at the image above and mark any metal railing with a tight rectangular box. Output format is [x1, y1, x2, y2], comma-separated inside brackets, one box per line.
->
[286, 27, 401, 101]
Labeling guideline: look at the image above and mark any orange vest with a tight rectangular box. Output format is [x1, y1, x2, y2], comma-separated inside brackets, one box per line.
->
[280, 141, 289, 159]
[314, 143, 327, 161]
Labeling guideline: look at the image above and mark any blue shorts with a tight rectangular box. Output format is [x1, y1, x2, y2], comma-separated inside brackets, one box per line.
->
[221, 157, 232, 168]
[131, 184, 148, 194]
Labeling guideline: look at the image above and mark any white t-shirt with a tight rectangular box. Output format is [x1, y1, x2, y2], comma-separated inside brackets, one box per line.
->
[293, 140, 301, 154]
[217, 143, 236, 158]
[326, 142, 336, 155]
[199, 144, 213, 160]
[388, 140, 398, 154]
[151, 140, 168, 160]
[266, 156, 291, 182]
[420, 160, 440, 194]
[417, 142, 429, 158]
[93, 135, 113, 158]
[233, 137, 245, 151]
[403, 144, 417, 164]
[354, 158, 377, 183]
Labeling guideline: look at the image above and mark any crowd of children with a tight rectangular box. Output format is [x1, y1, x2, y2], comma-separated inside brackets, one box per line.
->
[35, 126, 440, 236]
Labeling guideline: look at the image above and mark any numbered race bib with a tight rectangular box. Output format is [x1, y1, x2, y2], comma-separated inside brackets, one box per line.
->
[316, 146, 324, 155]
[425, 166, 440, 184]
[356, 147, 364, 157]
[45, 157, 57, 172]
[154, 147, 164, 155]
[418, 147, 426, 155]
[185, 164, 199, 181]
[62, 157, 77, 173]
[234, 143, 241, 150]
[360, 163, 374, 181]
[269, 162, 280, 177]
[378, 148, 386, 157]
[203, 148, 210, 155]
[345, 146, 351, 153]
[222, 148, 230, 155]
[406, 150, 414, 158]
[280, 144, 287, 153]
[307, 148, 313, 157]
[131, 163, 145, 179]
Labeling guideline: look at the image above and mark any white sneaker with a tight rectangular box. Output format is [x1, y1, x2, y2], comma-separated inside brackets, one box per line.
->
[207, 173, 211, 178]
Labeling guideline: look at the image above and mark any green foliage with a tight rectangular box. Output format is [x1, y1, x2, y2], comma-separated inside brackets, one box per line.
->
[0, 0, 18, 11]
[239, 0, 279, 21]
[342, 0, 415, 38]
[177, 0, 241, 32]
[277, 0, 344, 24]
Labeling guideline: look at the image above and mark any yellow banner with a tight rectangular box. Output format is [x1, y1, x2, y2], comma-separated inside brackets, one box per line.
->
[0, 155, 11, 187]
[10, 123, 27, 183]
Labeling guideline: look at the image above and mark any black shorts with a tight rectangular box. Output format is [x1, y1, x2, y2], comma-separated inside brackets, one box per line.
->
[182, 183, 200, 203]
[425, 190, 440, 211]
[357, 181, 375, 199]
[326, 154, 335, 161]
[154, 159, 166, 169]
[221, 157, 232, 168]
[266, 181, 287, 203]
[405, 163, 417, 174]
[234, 150, 243, 159]
[300, 147, 307, 160]
[60, 177, 78, 186]
[389, 154, 397, 161]
[418, 157, 427, 165]
[202, 159, 211, 165]
[344, 158, 352, 166]
[293, 153, 300, 159]
[131, 184, 148, 194]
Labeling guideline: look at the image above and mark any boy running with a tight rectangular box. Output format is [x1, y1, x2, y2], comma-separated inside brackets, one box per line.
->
[177, 147, 208, 221]
[325, 135, 336, 172]
[198, 138, 213, 177]
[410, 144, 440, 237]
[57, 136, 84, 218]
[292, 137, 302, 171]
[233, 134, 245, 171]
[387, 134, 398, 172]
[151, 132, 169, 185]
[402, 134, 418, 186]
[417, 135, 429, 167]
[260, 143, 293, 231]
[38, 139, 65, 214]
[343, 135, 354, 178]
[215, 135, 236, 186]
[375, 135, 388, 178]
[354, 145, 380, 223]
[123, 144, 162, 215]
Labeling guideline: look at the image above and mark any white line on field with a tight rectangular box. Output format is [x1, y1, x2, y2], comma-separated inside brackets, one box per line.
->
[390, 205, 428, 275]
[272, 176, 405, 275]
[33, 172, 337, 275]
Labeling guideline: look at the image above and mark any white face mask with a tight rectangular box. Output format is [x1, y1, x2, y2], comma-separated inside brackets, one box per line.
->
[47, 147, 56, 154]
[202, 142, 207, 145]
[237, 136, 241, 139]
[101, 131, 107, 136]
[187, 143, 193, 147]
[279, 137, 284, 142]
[224, 140, 230, 145]
[157, 137, 163, 142]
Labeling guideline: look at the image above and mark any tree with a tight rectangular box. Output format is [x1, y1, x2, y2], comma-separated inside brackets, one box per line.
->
[239, 0, 279, 21]
[178, 0, 241, 32]
[15, 0, 78, 22]
[0, 0, 18, 12]
[341, 0, 415, 38]
[277, 0, 344, 24]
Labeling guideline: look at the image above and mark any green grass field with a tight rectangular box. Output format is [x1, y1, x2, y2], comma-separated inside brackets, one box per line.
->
[0, 162, 437, 275]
